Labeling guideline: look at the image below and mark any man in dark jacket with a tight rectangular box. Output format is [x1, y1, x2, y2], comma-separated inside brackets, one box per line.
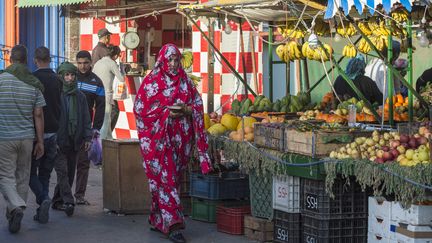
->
[75, 50, 105, 205]
[92, 28, 112, 66]
[29, 46, 62, 224]
[52, 62, 92, 217]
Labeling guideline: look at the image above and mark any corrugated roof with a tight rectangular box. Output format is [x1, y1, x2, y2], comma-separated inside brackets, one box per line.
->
[17, 0, 100, 8]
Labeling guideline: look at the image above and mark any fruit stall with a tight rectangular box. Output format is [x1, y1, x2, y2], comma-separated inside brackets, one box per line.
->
[177, 0, 432, 242]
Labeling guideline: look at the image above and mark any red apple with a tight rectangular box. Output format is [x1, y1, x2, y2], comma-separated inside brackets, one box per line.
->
[390, 140, 401, 148]
[401, 143, 409, 148]
[375, 158, 385, 164]
[408, 138, 418, 149]
[209, 112, 218, 119]
[389, 149, 399, 159]
[416, 136, 428, 145]
[382, 146, 390, 152]
[400, 134, 409, 143]
[383, 151, 393, 161]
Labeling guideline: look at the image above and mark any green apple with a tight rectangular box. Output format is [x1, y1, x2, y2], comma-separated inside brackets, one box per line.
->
[418, 150, 429, 162]
[418, 145, 428, 153]
[405, 149, 415, 160]
[412, 153, 421, 163]
[397, 145, 406, 155]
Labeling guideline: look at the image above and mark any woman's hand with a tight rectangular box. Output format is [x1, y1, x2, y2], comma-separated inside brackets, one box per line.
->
[168, 103, 192, 118]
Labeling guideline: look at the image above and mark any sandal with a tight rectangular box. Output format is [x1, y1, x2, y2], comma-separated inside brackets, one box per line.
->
[75, 198, 90, 205]
[168, 230, 186, 243]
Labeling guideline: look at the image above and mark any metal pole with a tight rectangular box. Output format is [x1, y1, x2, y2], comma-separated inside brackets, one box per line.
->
[407, 17, 414, 122]
[387, 19, 394, 126]
[207, 18, 214, 113]
[347, 15, 429, 109]
[269, 22, 274, 101]
[184, 13, 257, 97]
[286, 62, 290, 95]
[301, 37, 310, 91]
[239, 18, 249, 98]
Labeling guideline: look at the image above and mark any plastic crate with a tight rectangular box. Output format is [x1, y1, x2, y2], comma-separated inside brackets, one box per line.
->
[191, 197, 248, 223]
[301, 178, 368, 218]
[280, 153, 326, 180]
[181, 194, 191, 216]
[273, 210, 302, 243]
[216, 205, 251, 235]
[303, 214, 367, 243]
[272, 175, 301, 213]
[190, 172, 249, 200]
[249, 172, 273, 220]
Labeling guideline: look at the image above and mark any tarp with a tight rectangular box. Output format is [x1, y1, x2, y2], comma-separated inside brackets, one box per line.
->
[324, 0, 414, 19]
[17, 0, 99, 8]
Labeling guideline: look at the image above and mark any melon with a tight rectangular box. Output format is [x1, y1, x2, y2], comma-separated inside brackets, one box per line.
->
[237, 116, 257, 131]
[207, 123, 227, 136]
[204, 113, 211, 130]
[220, 113, 239, 131]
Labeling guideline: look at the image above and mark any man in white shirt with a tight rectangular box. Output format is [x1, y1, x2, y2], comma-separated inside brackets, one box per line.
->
[364, 40, 401, 102]
[93, 45, 124, 139]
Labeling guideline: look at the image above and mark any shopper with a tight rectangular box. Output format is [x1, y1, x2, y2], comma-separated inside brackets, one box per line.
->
[93, 45, 124, 139]
[0, 44, 45, 233]
[29, 46, 62, 224]
[416, 66, 432, 92]
[75, 50, 105, 204]
[92, 28, 112, 66]
[52, 62, 92, 216]
[133, 44, 212, 243]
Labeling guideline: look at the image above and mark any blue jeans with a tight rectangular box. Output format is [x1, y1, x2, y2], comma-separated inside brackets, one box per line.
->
[29, 134, 58, 205]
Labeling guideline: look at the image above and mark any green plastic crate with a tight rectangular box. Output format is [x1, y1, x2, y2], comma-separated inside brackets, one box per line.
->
[191, 197, 249, 223]
[281, 153, 326, 180]
[249, 172, 273, 220]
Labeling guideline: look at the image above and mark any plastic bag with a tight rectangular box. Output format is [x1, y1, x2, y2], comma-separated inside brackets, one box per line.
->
[88, 131, 102, 166]
[113, 77, 127, 100]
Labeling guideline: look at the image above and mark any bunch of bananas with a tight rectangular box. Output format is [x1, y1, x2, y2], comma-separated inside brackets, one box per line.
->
[342, 44, 357, 58]
[277, 24, 306, 39]
[336, 21, 356, 37]
[302, 42, 333, 62]
[358, 38, 372, 53]
[392, 8, 409, 23]
[187, 74, 201, 86]
[313, 19, 331, 36]
[392, 22, 407, 37]
[358, 22, 372, 36]
[276, 41, 303, 63]
[181, 51, 193, 69]
[368, 17, 391, 36]
[370, 35, 388, 51]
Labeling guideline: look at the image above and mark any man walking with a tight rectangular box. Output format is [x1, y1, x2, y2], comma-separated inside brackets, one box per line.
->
[29, 46, 62, 224]
[75, 50, 105, 204]
[92, 28, 112, 66]
[0, 45, 45, 233]
[93, 45, 124, 139]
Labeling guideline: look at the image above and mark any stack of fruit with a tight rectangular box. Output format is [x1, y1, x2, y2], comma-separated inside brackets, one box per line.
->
[380, 94, 409, 122]
[228, 117, 257, 142]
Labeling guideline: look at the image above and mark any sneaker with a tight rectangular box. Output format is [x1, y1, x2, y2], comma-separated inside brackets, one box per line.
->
[168, 230, 186, 243]
[38, 199, 51, 224]
[64, 204, 74, 217]
[52, 202, 65, 211]
[8, 207, 23, 234]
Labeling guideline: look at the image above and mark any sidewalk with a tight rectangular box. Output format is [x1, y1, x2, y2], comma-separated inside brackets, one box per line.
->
[0, 167, 254, 243]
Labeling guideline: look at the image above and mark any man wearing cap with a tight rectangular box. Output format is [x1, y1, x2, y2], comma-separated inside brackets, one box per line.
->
[92, 28, 112, 66]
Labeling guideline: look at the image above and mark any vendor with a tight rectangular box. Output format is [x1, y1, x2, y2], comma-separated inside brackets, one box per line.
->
[394, 58, 408, 97]
[333, 54, 383, 105]
[416, 67, 432, 92]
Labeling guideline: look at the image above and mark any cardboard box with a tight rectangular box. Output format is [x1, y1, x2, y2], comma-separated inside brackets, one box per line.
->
[369, 196, 393, 220]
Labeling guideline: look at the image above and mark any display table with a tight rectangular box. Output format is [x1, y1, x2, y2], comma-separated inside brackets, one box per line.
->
[102, 139, 151, 214]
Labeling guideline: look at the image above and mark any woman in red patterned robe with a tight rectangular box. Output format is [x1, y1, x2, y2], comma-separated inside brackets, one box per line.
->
[133, 44, 212, 243]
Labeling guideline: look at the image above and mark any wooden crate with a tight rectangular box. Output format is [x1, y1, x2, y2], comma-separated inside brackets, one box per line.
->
[102, 139, 151, 214]
[253, 123, 285, 151]
[284, 129, 372, 158]
[244, 215, 274, 242]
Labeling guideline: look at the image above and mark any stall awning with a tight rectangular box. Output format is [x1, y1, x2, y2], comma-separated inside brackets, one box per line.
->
[324, 0, 414, 19]
[17, 0, 100, 8]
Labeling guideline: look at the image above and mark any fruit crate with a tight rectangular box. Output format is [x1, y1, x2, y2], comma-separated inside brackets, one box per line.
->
[284, 129, 372, 158]
[301, 178, 368, 218]
[249, 172, 273, 220]
[272, 175, 301, 213]
[244, 215, 274, 242]
[181, 193, 191, 216]
[273, 210, 302, 243]
[191, 197, 249, 223]
[303, 214, 368, 243]
[254, 123, 286, 151]
[279, 153, 326, 180]
[190, 172, 249, 200]
[216, 205, 251, 235]
[180, 169, 190, 195]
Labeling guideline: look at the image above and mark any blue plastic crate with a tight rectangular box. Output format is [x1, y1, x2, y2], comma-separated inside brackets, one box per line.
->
[190, 172, 250, 200]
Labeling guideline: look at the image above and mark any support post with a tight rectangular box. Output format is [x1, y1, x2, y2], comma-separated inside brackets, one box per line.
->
[286, 62, 291, 95]
[387, 19, 394, 126]
[407, 17, 414, 122]
[239, 18, 248, 98]
[301, 38, 310, 91]
[207, 18, 215, 113]
[269, 22, 274, 101]
[185, 13, 257, 97]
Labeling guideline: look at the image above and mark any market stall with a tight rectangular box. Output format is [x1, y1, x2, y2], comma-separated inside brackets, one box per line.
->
[177, 0, 432, 242]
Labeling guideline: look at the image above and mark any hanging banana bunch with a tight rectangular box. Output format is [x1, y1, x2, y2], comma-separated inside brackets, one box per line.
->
[188, 74, 201, 86]
[391, 8, 409, 23]
[277, 23, 306, 39]
[302, 42, 333, 62]
[370, 35, 388, 51]
[358, 22, 373, 36]
[276, 41, 304, 63]
[314, 19, 331, 36]
[342, 44, 357, 58]
[181, 51, 193, 69]
[337, 21, 356, 37]
[391, 22, 407, 37]
[368, 17, 391, 37]
[358, 38, 372, 53]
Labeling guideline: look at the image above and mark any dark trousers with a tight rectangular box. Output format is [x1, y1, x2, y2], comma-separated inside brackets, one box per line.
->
[52, 149, 76, 205]
[29, 135, 57, 205]
[111, 100, 119, 130]
[75, 145, 90, 199]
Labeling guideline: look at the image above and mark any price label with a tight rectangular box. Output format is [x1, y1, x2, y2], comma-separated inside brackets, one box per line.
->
[305, 193, 319, 212]
[275, 226, 289, 242]
[305, 234, 316, 243]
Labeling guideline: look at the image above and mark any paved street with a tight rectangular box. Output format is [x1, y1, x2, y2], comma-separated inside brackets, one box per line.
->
[0, 167, 253, 243]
